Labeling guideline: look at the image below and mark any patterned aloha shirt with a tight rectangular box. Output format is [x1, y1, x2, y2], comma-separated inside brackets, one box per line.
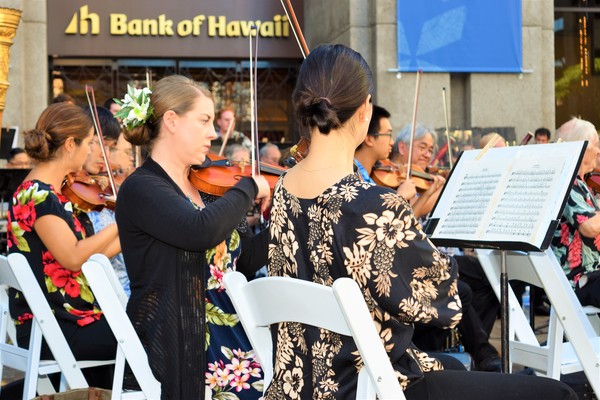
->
[194, 194, 264, 400]
[7, 180, 102, 327]
[552, 176, 600, 286]
[266, 173, 462, 399]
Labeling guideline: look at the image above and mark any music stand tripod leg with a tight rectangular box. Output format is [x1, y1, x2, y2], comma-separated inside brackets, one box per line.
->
[501, 250, 510, 373]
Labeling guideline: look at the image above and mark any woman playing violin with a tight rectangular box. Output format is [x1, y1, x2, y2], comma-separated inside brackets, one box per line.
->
[7, 102, 120, 388]
[115, 75, 270, 400]
[390, 123, 446, 218]
[74, 106, 131, 297]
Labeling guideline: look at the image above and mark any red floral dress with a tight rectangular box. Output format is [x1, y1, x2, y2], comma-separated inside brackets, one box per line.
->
[7, 180, 102, 328]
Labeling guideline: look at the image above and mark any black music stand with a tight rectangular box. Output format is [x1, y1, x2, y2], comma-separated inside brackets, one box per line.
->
[424, 141, 585, 373]
[0, 168, 31, 203]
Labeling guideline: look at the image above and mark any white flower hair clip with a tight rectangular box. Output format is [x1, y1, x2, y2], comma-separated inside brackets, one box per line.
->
[114, 84, 154, 130]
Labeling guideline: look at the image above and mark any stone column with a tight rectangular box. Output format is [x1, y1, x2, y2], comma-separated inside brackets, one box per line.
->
[0, 7, 21, 131]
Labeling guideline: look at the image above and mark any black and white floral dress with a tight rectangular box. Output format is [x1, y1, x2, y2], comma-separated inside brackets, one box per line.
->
[266, 173, 462, 399]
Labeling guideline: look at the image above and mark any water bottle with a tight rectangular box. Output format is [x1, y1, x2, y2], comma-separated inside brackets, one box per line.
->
[522, 285, 531, 323]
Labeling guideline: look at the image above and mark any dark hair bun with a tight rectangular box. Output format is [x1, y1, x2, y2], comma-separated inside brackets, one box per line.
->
[24, 128, 51, 161]
[299, 96, 341, 134]
[123, 124, 153, 146]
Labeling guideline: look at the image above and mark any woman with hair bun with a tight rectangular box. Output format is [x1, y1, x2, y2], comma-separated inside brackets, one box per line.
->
[115, 75, 270, 399]
[266, 44, 576, 400]
[7, 102, 120, 388]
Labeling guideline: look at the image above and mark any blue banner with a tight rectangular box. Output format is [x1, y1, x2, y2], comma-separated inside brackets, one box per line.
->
[397, 0, 522, 73]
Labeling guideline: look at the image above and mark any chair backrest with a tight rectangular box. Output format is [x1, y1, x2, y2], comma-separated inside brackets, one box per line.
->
[87, 254, 128, 308]
[223, 271, 404, 400]
[82, 256, 161, 399]
[0, 254, 89, 393]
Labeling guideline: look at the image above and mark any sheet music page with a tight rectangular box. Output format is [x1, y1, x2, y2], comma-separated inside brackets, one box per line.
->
[429, 142, 585, 250]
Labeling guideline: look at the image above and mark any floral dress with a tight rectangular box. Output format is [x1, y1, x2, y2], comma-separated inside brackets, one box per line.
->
[266, 174, 462, 399]
[551, 176, 600, 286]
[7, 180, 102, 329]
[198, 194, 264, 400]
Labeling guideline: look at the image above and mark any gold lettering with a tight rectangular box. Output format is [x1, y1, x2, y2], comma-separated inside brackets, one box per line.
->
[65, 12, 78, 35]
[208, 16, 226, 37]
[128, 19, 142, 35]
[240, 21, 255, 37]
[158, 14, 174, 36]
[110, 14, 127, 35]
[274, 15, 282, 37]
[260, 21, 274, 37]
[193, 15, 205, 36]
[282, 15, 289, 37]
[67, 5, 100, 35]
[177, 20, 192, 36]
[226, 21, 240, 37]
[143, 19, 158, 36]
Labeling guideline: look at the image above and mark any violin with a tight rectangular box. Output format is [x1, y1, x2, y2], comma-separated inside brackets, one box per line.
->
[585, 172, 600, 194]
[189, 153, 286, 197]
[371, 159, 435, 192]
[63, 85, 119, 212]
[62, 170, 115, 212]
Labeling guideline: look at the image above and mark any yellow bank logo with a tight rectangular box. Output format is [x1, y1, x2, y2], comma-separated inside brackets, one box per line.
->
[64, 5, 290, 38]
[65, 5, 99, 35]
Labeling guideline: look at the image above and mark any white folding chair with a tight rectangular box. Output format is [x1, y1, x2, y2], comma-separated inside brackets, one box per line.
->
[0, 253, 114, 400]
[223, 271, 405, 400]
[82, 255, 161, 400]
[477, 249, 600, 396]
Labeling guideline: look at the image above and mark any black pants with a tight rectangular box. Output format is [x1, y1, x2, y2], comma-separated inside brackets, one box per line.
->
[454, 255, 500, 335]
[404, 370, 577, 400]
[575, 270, 600, 308]
[16, 315, 116, 389]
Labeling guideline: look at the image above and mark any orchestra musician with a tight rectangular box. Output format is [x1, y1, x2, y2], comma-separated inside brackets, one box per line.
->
[75, 106, 130, 296]
[552, 117, 600, 309]
[7, 102, 120, 387]
[115, 75, 270, 399]
[266, 43, 576, 400]
[390, 123, 446, 218]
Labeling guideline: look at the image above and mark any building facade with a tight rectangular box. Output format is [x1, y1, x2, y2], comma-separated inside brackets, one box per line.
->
[0, 0, 596, 149]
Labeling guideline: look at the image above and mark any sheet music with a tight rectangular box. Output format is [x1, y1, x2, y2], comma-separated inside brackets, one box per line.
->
[429, 142, 585, 250]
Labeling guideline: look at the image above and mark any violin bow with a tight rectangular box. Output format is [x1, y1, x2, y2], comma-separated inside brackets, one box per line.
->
[85, 85, 118, 200]
[218, 117, 236, 157]
[406, 69, 423, 179]
[442, 87, 453, 169]
[249, 26, 258, 179]
[280, 0, 309, 58]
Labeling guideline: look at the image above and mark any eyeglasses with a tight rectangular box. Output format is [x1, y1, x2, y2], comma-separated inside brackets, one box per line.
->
[371, 133, 393, 138]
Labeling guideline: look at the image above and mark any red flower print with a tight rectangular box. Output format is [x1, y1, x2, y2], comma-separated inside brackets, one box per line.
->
[66, 307, 102, 327]
[576, 214, 590, 225]
[568, 231, 582, 268]
[560, 224, 570, 246]
[42, 251, 82, 297]
[64, 278, 81, 298]
[594, 234, 600, 252]
[12, 200, 36, 232]
[17, 313, 33, 323]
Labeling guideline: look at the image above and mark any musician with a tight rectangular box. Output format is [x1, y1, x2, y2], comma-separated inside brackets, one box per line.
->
[259, 142, 282, 166]
[390, 123, 445, 218]
[479, 132, 506, 148]
[210, 107, 253, 154]
[115, 75, 270, 399]
[534, 127, 551, 144]
[552, 117, 600, 308]
[6, 147, 31, 169]
[7, 103, 120, 387]
[266, 43, 576, 400]
[75, 106, 130, 296]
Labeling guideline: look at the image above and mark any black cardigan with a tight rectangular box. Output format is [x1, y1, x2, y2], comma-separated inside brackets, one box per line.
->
[115, 157, 264, 399]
